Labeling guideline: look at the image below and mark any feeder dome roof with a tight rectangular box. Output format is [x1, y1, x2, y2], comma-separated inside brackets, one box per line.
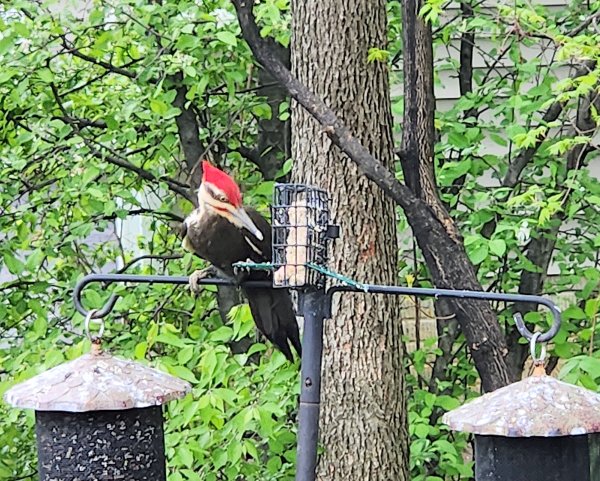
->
[4, 347, 191, 412]
[443, 372, 600, 437]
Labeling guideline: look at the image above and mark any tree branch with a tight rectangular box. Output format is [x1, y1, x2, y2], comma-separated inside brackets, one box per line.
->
[116, 254, 183, 274]
[61, 38, 139, 80]
[503, 61, 595, 188]
[506, 86, 599, 378]
[481, 60, 596, 239]
[103, 207, 184, 222]
[231, 0, 420, 214]
[87, 142, 193, 202]
[172, 75, 205, 178]
[501, 100, 566, 188]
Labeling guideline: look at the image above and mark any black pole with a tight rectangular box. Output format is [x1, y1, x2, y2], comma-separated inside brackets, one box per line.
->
[296, 289, 327, 481]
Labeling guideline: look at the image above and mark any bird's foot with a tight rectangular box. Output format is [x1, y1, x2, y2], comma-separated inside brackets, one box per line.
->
[189, 266, 217, 296]
[233, 258, 254, 280]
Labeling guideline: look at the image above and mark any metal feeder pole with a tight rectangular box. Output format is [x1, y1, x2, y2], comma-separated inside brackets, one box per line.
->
[295, 288, 328, 481]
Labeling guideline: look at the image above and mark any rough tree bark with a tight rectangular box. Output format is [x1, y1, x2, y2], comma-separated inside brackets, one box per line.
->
[291, 1, 408, 480]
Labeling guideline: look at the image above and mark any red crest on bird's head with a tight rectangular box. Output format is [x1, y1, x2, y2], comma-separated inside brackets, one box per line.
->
[201, 160, 242, 207]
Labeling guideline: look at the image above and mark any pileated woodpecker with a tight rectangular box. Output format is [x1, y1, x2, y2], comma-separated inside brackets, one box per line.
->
[181, 160, 301, 362]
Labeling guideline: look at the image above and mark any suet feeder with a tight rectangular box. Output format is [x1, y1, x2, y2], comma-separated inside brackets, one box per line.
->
[443, 363, 600, 481]
[4, 316, 191, 481]
[271, 183, 336, 289]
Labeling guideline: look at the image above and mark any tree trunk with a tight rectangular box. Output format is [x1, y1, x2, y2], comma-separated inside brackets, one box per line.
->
[255, 44, 291, 180]
[400, 0, 513, 389]
[291, 1, 409, 480]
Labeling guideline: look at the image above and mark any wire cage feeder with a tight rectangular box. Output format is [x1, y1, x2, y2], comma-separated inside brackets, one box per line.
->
[271, 183, 334, 289]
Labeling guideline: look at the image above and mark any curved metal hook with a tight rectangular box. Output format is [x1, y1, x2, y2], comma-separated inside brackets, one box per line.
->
[514, 306, 561, 343]
[73, 275, 120, 318]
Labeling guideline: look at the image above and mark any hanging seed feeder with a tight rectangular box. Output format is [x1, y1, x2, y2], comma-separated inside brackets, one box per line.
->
[443, 336, 600, 481]
[4, 313, 191, 481]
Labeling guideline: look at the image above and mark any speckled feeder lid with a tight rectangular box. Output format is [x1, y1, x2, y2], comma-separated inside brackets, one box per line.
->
[4, 344, 191, 412]
[442, 367, 600, 437]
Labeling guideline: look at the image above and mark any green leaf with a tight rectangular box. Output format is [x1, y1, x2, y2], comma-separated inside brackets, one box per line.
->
[33, 316, 47, 339]
[178, 446, 194, 468]
[367, 47, 390, 63]
[227, 442, 242, 464]
[488, 239, 506, 257]
[216, 31, 237, 47]
[25, 249, 45, 271]
[414, 423, 430, 439]
[169, 365, 198, 384]
[147, 322, 159, 346]
[434, 395, 460, 411]
[441, 159, 471, 182]
[209, 326, 234, 342]
[134, 342, 148, 360]
[468, 244, 489, 265]
[156, 332, 186, 348]
[3, 252, 25, 275]
[562, 305, 586, 320]
[267, 456, 282, 473]
[37, 68, 54, 83]
[251, 102, 272, 119]
[213, 449, 228, 469]
[150, 99, 169, 116]
[177, 346, 194, 365]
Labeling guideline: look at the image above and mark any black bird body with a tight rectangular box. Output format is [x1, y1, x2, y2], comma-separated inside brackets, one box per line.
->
[182, 205, 302, 362]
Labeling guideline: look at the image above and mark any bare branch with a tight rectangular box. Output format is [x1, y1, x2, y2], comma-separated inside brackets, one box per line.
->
[61, 38, 139, 80]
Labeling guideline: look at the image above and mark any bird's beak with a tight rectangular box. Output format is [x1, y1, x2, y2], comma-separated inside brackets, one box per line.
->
[232, 207, 264, 241]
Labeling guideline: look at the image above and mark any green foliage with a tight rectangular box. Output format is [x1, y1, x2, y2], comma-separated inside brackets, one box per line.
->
[394, 0, 600, 478]
[1, 0, 600, 480]
[367, 47, 390, 63]
[405, 339, 475, 481]
[161, 308, 299, 481]
[0, 0, 294, 479]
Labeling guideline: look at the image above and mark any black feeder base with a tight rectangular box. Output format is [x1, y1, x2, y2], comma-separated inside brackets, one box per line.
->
[36, 406, 165, 481]
[475, 434, 600, 481]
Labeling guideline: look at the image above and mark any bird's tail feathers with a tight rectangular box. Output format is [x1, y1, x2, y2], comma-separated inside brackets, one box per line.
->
[243, 287, 301, 363]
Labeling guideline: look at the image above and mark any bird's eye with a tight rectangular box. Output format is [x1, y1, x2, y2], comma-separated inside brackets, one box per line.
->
[206, 185, 229, 203]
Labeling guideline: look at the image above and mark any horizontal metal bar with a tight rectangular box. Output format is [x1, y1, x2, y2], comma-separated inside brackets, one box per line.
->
[72, 273, 272, 319]
[73, 273, 562, 343]
[327, 284, 561, 342]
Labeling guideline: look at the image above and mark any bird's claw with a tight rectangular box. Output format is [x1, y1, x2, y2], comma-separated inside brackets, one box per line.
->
[189, 267, 215, 296]
[233, 258, 253, 279]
